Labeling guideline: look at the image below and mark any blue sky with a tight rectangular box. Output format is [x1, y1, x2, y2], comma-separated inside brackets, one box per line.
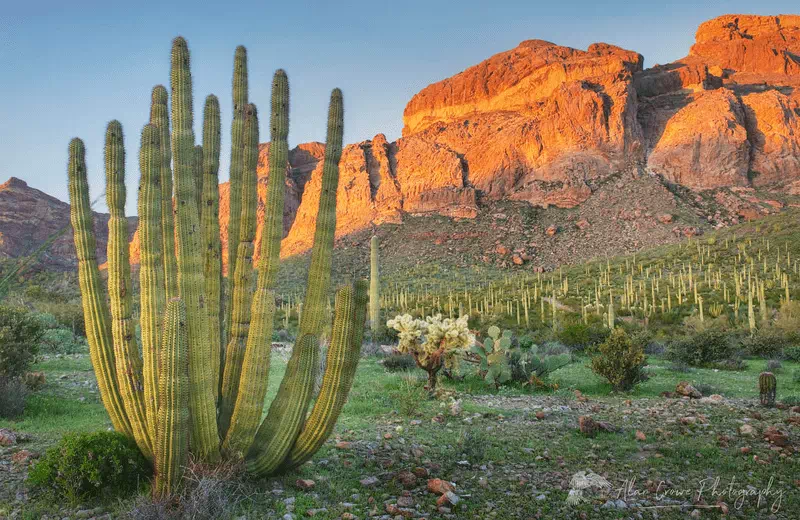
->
[1, 1, 797, 212]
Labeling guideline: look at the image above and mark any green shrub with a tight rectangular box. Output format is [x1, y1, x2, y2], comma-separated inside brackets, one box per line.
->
[557, 322, 609, 352]
[667, 329, 739, 368]
[0, 375, 29, 419]
[589, 327, 648, 391]
[782, 395, 800, 406]
[784, 346, 800, 362]
[382, 353, 416, 372]
[0, 305, 44, 379]
[742, 328, 792, 358]
[28, 431, 150, 503]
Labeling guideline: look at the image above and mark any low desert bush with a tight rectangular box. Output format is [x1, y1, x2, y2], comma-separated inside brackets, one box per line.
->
[766, 359, 783, 373]
[742, 327, 792, 358]
[0, 305, 44, 379]
[667, 329, 739, 368]
[589, 327, 648, 391]
[557, 322, 609, 352]
[0, 375, 29, 419]
[382, 353, 416, 372]
[28, 431, 150, 503]
[783, 346, 800, 362]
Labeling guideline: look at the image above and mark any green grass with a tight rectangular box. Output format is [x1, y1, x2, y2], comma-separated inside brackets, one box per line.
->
[3, 350, 800, 519]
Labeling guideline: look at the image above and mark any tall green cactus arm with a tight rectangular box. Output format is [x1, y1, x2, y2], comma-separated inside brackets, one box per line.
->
[149, 85, 177, 301]
[67, 138, 132, 437]
[226, 45, 248, 322]
[154, 298, 190, 498]
[201, 95, 223, 403]
[283, 280, 367, 469]
[255, 70, 289, 292]
[138, 124, 166, 445]
[105, 120, 153, 460]
[170, 36, 220, 461]
[297, 88, 344, 340]
[246, 333, 319, 476]
[193, 145, 204, 218]
[222, 288, 276, 458]
[370, 236, 380, 333]
[218, 104, 259, 436]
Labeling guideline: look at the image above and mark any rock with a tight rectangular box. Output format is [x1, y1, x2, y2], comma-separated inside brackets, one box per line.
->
[427, 478, 455, 495]
[396, 496, 414, 508]
[295, 479, 315, 490]
[739, 424, 757, 437]
[335, 441, 352, 450]
[512, 254, 524, 265]
[535, 411, 545, 420]
[699, 394, 724, 404]
[395, 470, 418, 489]
[657, 213, 673, 224]
[578, 416, 598, 437]
[676, 381, 702, 399]
[0, 429, 16, 447]
[575, 219, 590, 230]
[763, 426, 790, 446]
[495, 245, 510, 255]
[359, 476, 379, 487]
[635, 430, 647, 442]
[546, 225, 558, 237]
[10, 450, 36, 465]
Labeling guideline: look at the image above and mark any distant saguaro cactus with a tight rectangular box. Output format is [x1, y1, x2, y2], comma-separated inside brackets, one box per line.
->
[370, 235, 380, 334]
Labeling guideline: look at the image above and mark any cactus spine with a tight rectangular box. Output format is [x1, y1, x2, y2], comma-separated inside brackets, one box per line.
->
[138, 124, 165, 444]
[759, 371, 776, 407]
[105, 121, 153, 460]
[154, 298, 189, 498]
[68, 38, 363, 492]
[370, 235, 380, 334]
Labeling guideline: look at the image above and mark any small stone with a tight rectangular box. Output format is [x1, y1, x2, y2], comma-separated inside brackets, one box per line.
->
[359, 476, 379, 487]
[635, 430, 646, 442]
[535, 411, 545, 420]
[739, 424, 756, 437]
[546, 225, 558, 236]
[427, 478, 455, 495]
[676, 381, 702, 399]
[396, 496, 414, 507]
[335, 441, 352, 450]
[295, 479, 315, 490]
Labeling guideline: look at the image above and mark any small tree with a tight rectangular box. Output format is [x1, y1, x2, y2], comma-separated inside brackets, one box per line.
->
[589, 327, 647, 391]
[387, 314, 474, 391]
[0, 305, 44, 379]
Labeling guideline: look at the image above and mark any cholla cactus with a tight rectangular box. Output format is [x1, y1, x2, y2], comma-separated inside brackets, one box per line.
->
[386, 313, 473, 390]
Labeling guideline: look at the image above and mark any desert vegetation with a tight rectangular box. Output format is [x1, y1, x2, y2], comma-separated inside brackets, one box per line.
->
[2, 16, 800, 520]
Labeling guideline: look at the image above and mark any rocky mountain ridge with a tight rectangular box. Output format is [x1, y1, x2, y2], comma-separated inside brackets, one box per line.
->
[2, 14, 799, 272]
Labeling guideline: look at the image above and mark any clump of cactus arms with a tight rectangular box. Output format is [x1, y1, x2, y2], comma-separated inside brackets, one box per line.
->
[67, 37, 366, 496]
[759, 371, 777, 407]
[469, 326, 513, 386]
[466, 327, 569, 389]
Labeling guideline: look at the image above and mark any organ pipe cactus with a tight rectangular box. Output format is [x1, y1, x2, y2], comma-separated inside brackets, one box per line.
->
[759, 371, 776, 407]
[67, 37, 365, 495]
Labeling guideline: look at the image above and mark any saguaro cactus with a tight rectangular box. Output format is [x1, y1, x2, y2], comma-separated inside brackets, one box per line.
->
[759, 371, 776, 407]
[68, 37, 365, 495]
[370, 236, 380, 335]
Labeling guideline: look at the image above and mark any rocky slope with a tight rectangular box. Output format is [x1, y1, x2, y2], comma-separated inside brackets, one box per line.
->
[2, 14, 799, 272]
